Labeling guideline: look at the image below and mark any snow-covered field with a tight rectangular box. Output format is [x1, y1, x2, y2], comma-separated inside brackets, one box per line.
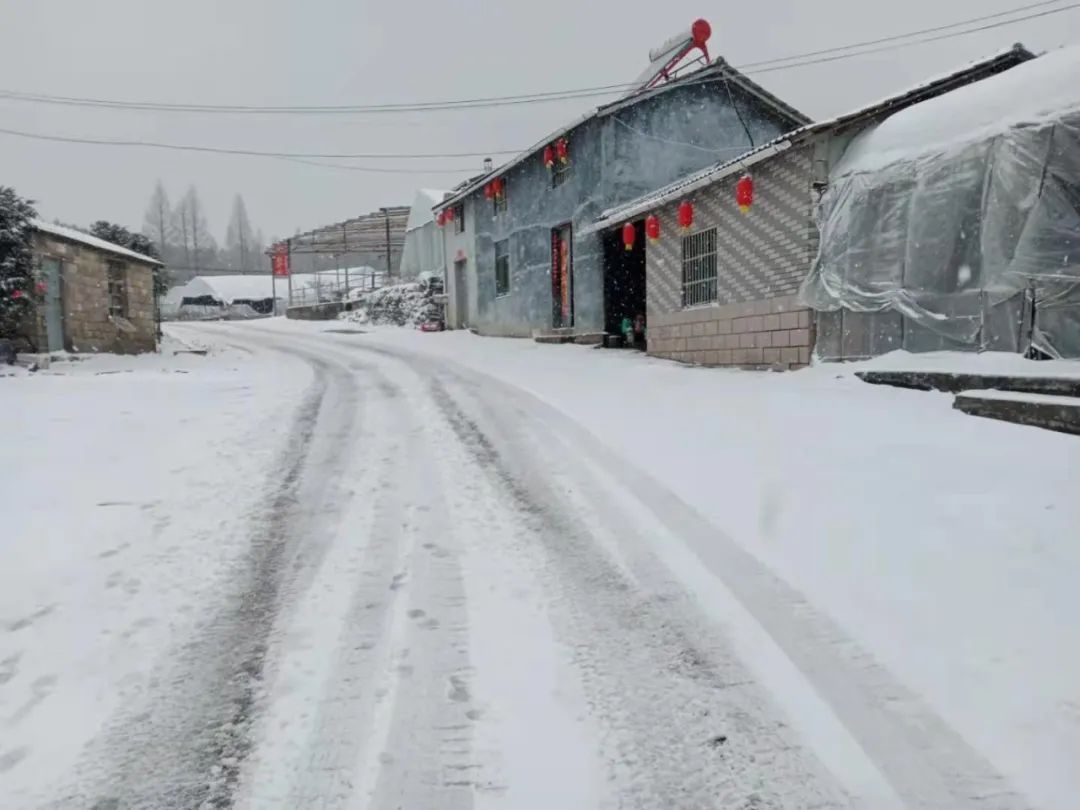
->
[2, 320, 1078, 809]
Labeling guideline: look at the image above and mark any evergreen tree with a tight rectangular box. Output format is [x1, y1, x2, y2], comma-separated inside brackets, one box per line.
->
[0, 187, 38, 340]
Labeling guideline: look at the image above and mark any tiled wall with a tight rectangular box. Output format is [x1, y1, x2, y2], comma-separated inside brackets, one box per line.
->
[645, 144, 817, 369]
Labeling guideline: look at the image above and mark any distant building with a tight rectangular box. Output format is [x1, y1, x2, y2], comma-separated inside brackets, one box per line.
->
[400, 189, 449, 279]
[433, 20, 809, 338]
[27, 220, 161, 354]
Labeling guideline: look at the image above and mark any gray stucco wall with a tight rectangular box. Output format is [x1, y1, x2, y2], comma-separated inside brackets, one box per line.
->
[463, 78, 800, 337]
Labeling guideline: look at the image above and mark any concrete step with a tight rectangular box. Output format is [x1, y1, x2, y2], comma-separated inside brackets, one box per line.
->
[953, 390, 1080, 436]
[857, 369, 1080, 398]
[534, 331, 607, 345]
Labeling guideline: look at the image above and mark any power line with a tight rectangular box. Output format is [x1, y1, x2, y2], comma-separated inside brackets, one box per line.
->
[0, 1, 1072, 115]
[738, 0, 1065, 69]
[746, 2, 1080, 75]
[1, 2, 1076, 177]
[0, 126, 480, 173]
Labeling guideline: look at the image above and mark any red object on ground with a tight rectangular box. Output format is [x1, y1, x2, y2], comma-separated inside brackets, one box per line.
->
[736, 173, 754, 213]
[645, 214, 660, 243]
[11, 289, 23, 299]
[678, 200, 694, 231]
[420, 321, 443, 332]
[622, 222, 636, 252]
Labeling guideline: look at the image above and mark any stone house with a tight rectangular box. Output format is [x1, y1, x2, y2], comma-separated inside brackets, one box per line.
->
[588, 45, 1033, 369]
[28, 221, 161, 354]
[433, 20, 810, 339]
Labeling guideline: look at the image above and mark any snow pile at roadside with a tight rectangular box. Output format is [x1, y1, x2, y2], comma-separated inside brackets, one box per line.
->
[340, 281, 441, 327]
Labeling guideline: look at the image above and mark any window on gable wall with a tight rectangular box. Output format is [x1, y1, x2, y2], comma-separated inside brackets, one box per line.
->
[493, 187, 507, 216]
[107, 261, 128, 317]
[453, 203, 465, 234]
[552, 158, 572, 188]
[494, 239, 510, 297]
[681, 228, 718, 307]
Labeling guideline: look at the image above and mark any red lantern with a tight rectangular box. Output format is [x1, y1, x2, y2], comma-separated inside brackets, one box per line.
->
[622, 222, 636, 252]
[35, 281, 46, 294]
[11, 288, 24, 299]
[484, 182, 494, 200]
[645, 214, 660, 243]
[556, 138, 569, 164]
[444, 206, 454, 223]
[494, 177, 504, 197]
[543, 145, 554, 170]
[736, 173, 754, 213]
[678, 200, 694, 232]
[436, 210, 446, 227]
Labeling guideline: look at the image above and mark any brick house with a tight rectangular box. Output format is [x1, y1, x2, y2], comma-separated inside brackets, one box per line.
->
[27, 221, 161, 354]
[588, 45, 1033, 369]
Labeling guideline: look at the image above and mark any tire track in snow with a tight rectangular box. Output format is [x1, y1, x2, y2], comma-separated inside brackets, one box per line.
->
[62, 333, 360, 810]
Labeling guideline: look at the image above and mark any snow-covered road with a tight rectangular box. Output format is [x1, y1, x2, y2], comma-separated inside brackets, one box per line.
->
[3, 320, 1078, 809]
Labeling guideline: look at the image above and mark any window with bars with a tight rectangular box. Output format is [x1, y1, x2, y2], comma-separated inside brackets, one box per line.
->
[681, 228, 718, 307]
[494, 239, 510, 297]
[453, 203, 465, 234]
[107, 261, 128, 317]
[552, 160, 572, 188]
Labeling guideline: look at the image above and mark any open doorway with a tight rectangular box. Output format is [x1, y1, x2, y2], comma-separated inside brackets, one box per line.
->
[551, 223, 573, 328]
[602, 220, 647, 348]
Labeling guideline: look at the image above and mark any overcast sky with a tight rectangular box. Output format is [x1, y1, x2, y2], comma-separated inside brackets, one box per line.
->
[1, 0, 1077, 246]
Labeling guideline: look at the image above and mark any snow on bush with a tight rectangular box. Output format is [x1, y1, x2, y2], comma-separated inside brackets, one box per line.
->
[340, 279, 443, 327]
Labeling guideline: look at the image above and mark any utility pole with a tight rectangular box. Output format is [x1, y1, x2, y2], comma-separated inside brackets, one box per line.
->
[381, 206, 392, 280]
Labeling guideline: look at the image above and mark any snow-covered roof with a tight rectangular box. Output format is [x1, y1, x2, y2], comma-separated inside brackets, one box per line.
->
[433, 57, 810, 214]
[32, 220, 164, 265]
[406, 189, 449, 232]
[167, 275, 278, 305]
[590, 44, 1034, 230]
[837, 44, 1080, 175]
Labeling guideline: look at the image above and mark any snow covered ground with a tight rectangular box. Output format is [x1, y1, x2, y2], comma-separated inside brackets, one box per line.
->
[2, 320, 1078, 809]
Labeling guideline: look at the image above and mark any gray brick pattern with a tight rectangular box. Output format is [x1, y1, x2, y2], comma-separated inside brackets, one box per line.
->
[646, 145, 814, 316]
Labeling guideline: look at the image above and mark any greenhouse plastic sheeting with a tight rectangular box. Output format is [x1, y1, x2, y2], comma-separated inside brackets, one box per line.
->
[801, 111, 1080, 359]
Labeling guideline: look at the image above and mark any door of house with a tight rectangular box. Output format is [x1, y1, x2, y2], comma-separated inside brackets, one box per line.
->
[451, 258, 467, 329]
[551, 224, 573, 328]
[41, 258, 64, 352]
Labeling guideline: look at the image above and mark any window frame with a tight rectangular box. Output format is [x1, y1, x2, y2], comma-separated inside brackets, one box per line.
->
[492, 187, 508, 217]
[494, 238, 511, 298]
[551, 160, 573, 188]
[107, 261, 129, 318]
[681, 227, 719, 308]
[453, 202, 465, 234]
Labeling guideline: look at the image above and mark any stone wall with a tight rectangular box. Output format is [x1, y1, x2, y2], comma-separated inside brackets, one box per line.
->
[33, 231, 158, 354]
[645, 144, 817, 370]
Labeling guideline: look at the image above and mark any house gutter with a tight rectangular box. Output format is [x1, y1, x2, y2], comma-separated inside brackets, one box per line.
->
[582, 138, 792, 235]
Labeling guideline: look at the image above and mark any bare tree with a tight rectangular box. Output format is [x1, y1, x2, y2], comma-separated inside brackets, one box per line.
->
[142, 180, 171, 260]
[176, 186, 216, 273]
[225, 194, 255, 273]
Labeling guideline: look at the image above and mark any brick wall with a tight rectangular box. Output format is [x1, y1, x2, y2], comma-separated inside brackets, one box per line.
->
[33, 232, 157, 354]
[645, 144, 817, 369]
[647, 294, 813, 368]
